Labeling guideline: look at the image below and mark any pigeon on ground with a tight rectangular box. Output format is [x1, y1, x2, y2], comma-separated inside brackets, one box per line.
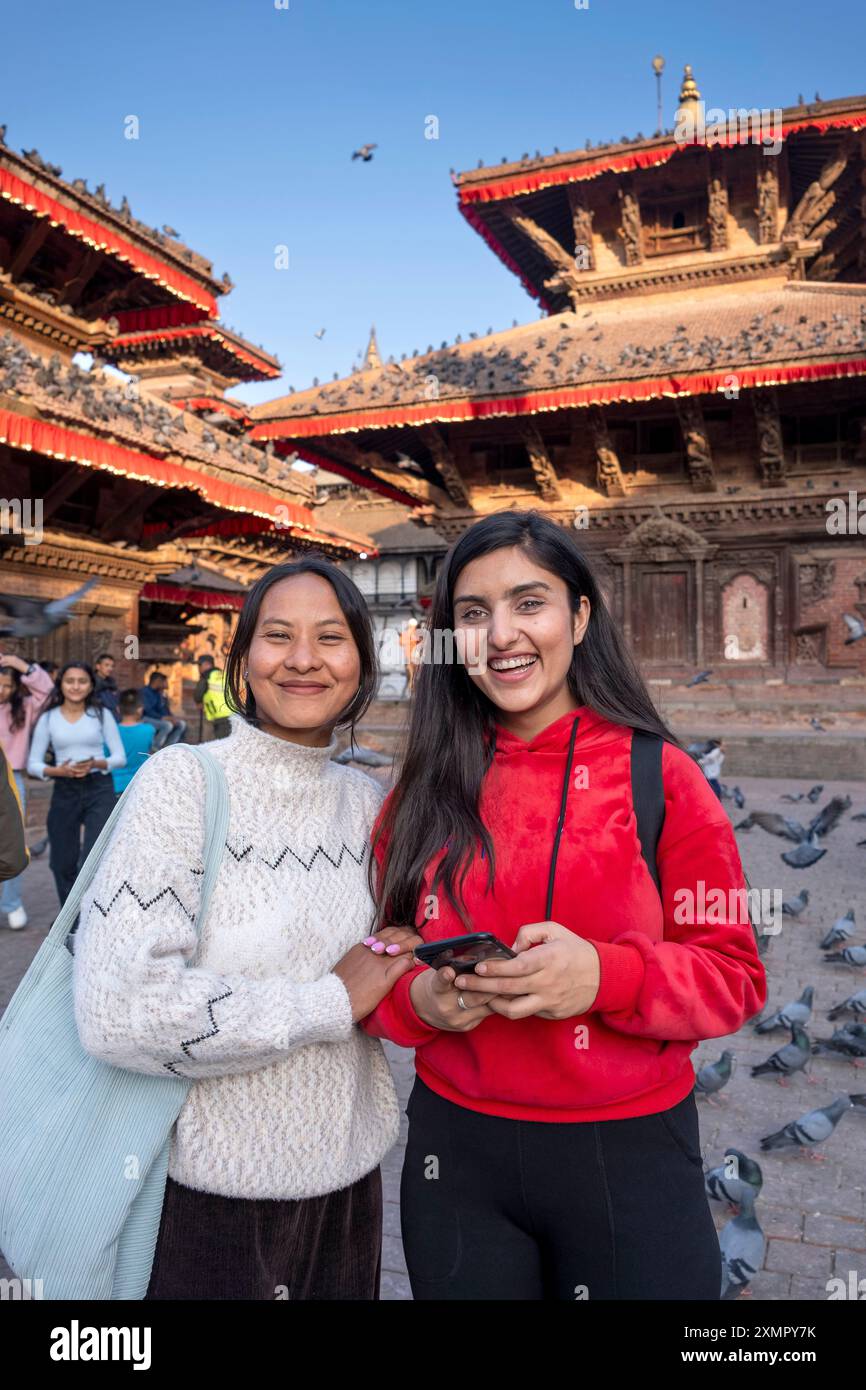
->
[754, 986, 814, 1034]
[806, 784, 824, 803]
[731, 785, 746, 809]
[719, 1186, 765, 1299]
[782, 841, 827, 869]
[760, 1095, 852, 1155]
[780, 791, 805, 803]
[333, 745, 393, 768]
[705, 1148, 763, 1209]
[820, 910, 856, 950]
[750, 1024, 812, 1085]
[824, 945, 866, 968]
[782, 889, 809, 918]
[0, 577, 98, 638]
[828, 989, 866, 1023]
[811, 1024, 866, 1065]
[850, 1093, 866, 1112]
[810, 717, 826, 732]
[694, 1050, 734, 1102]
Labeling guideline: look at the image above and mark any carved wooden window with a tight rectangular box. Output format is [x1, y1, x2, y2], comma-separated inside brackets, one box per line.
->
[721, 574, 769, 661]
[471, 441, 534, 485]
[642, 195, 709, 256]
[780, 411, 850, 468]
[609, 416, 684, 477]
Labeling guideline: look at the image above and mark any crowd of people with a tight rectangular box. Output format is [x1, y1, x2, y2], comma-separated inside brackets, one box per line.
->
[0, 650, 229, 922]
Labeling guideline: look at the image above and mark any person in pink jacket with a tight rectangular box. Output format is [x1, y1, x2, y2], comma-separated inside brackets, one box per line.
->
[0, 653, 53, 928]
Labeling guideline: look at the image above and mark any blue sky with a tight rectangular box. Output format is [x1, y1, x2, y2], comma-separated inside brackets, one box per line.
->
[2, 0, 863, 405]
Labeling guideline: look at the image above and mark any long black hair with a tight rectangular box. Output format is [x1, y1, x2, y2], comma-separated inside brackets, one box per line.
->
[224, 554, 377, 737]
[0, 664, 27, 732]
[42, 661, 104, 722]
[372, 510, 678, 930]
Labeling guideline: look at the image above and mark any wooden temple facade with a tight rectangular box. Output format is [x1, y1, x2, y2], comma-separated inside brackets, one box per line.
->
[0, 132, 373, 691]
[252, 80, 866, 687]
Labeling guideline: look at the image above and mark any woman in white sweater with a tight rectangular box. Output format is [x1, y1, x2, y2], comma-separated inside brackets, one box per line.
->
[73, 558, 421, 1300]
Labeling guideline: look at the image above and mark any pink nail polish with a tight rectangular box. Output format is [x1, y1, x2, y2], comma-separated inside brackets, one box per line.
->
[371, 943, 385, 953]
[363, 936, 377, 946]
[385, 944, 401, 955]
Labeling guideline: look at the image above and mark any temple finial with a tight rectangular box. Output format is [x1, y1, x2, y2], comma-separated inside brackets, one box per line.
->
[362, 325, 382, 371]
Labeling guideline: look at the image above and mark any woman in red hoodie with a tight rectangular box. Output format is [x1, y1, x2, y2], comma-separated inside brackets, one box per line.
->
[362, 510, 765, 1301]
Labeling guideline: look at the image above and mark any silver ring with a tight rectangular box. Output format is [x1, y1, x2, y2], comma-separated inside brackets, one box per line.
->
[457, 994, 468, 1010]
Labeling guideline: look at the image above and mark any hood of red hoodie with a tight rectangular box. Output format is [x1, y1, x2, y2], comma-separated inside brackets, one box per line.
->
[492, 705, 622, 758]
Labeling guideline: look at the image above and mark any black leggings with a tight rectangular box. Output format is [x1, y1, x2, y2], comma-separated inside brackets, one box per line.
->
[400, 1077, 720, 1301]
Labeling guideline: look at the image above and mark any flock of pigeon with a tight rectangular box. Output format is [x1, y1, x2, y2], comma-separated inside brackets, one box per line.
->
[0, 334, 294, 479]
[691, 773, 866, 1299]
[280, 299, 866, 416]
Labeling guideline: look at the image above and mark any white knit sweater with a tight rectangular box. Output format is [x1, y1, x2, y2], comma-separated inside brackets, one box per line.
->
[73, 714, 400, 1200]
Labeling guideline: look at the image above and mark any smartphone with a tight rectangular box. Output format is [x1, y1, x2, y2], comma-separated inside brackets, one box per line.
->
[413, 932, 517, 973]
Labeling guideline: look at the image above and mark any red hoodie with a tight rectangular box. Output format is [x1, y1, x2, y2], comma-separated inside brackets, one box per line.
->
[362, 706, 766, 1122]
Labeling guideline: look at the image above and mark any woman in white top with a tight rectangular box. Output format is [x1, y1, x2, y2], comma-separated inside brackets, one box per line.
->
[27, 661, 125, 908]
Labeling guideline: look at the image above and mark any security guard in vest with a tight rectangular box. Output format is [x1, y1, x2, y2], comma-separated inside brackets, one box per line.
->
[193, 653, 232, 740]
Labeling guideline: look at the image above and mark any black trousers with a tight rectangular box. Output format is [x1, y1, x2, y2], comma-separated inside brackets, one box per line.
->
[400, 1077, 721, 1301]
[46, 774, 117, 908]
[145, 1169, 383, 1300]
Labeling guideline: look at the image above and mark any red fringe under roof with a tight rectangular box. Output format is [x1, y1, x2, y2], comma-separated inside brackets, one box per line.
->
[0, 167, 219, 317]
[110, 325, 281, 378]
[252, 358, 866, 440]
[0, 405, 317, 530]
[139, 582, 245, 611]
[458, 112, 866, 206]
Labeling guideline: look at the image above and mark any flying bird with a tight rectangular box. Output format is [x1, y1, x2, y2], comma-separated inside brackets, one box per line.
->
[351, 143, 377, 162]
[842, 613, 865, 644]
[314, 328, 326, 340]
[687, 670, 713, 687]
[0, 577, 98, 638]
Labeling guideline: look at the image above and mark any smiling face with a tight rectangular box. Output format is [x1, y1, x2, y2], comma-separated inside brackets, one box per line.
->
[453, 545, 590, 739]
[60, 666, 93, 706]
[245, 573, 362, 746]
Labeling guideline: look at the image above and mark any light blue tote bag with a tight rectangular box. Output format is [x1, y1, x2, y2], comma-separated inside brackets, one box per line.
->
[0, 745, 229, 1300]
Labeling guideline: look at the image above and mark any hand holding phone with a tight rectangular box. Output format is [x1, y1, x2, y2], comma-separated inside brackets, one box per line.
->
[413, 932, 517, 974]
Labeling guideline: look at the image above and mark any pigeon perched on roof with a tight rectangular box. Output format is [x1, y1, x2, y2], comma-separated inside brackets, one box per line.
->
[705, 1148, 763, 1210]
[0, 577, 98, 638]
[760, 1094, 852, 1155]
[750, 1024, 812, 1085]
[754, 986, 814, 1035]
[820, 910, 856, 951]
[719, 1186, 765, 1299]
[694, 1049, 734, 1103]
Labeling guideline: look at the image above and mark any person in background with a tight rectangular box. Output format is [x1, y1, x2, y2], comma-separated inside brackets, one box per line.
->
[27, 662, 125, 908]
[138, 671, 187, 750]
[0, 652, 54, 928]
[193, 653, 232, 741]
[38, 660, 58, 681]
[112, 689, 155, 795]
[93, 653, 120, 720]
[698, 739, 725, 800]
[0, 746, 28, 886]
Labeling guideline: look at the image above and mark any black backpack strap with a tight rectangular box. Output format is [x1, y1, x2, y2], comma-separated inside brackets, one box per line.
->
[631, 730, 665, 898]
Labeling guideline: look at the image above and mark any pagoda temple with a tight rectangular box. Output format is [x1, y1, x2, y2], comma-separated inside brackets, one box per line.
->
[251, 81, 866, 694]
[0, 131, 373, 689]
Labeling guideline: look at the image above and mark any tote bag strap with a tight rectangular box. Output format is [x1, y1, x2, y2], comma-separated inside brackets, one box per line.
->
[41, 745, 230, 957]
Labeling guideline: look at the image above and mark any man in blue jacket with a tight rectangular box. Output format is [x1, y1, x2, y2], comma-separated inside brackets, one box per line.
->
[138, 671, 187, 750]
